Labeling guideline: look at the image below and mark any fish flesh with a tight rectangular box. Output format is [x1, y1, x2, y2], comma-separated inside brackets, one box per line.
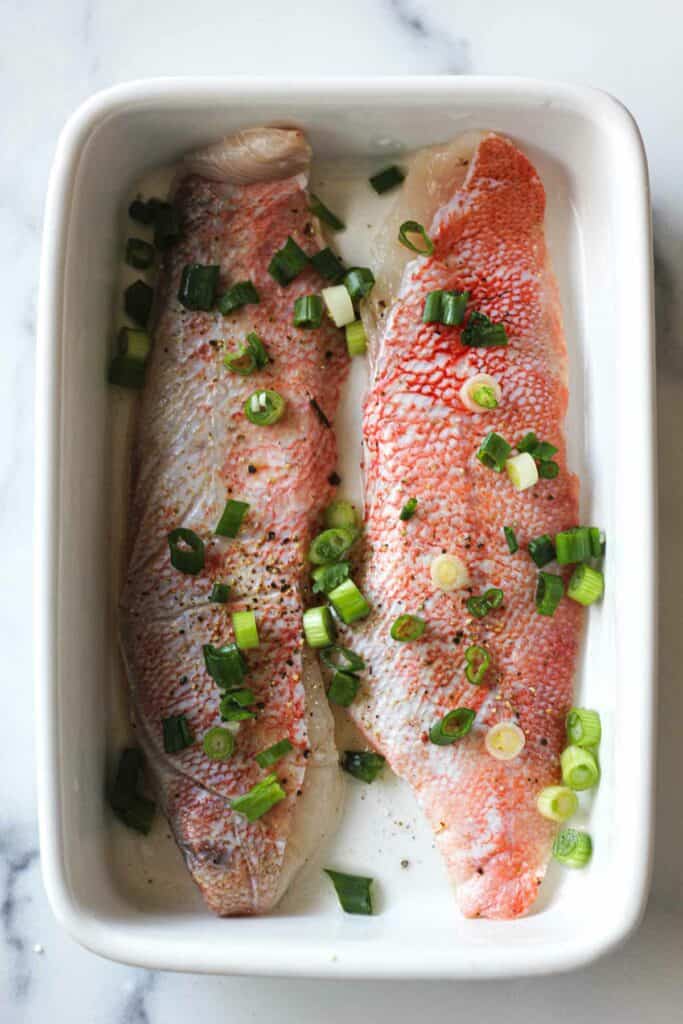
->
[120, 128, 346, 915]
[351, 133, 583, 919]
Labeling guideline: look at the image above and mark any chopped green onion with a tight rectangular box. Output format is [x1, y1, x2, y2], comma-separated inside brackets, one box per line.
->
[369, 164, 405, 194]
[533, 440, 558, 461]
[327, 670, 360, 706]
[203, 726, 235, 761]
[322, 284, 355, 327]
[503, 525, 518, 553]
[341, 751, 385, 783]
[109, 749, 156, 833]
[464, 644, 491, 685]
[506, 452, 539, 491]
[398, 220, 434, 256]
[231, 774, 286, 822]
[471, 384, 498, 408]
[203, 643, 246, 689]
[552, 828, 593, 868]
[589, 527, 605, 558]
[312, 562, 350, 594]
[422, 290, 444, 323]
[328, 579, 371, 624]
[244, 389, 286, 426]
[309, 193, 345, 231]
[485, 721, 526, 760]
[429, 707, 475, 745]
[219, 700, 255, 723]
[246, 332, 269, 368]
[311, 247, 346, 282]
[528, 534, 556, 568]
[476, 431, 512, 472]
[294, 294, 323, 328]
[320, 646, 365, 672]
[118, 326, 151, 364]
[125, 237, 154, 270]
[256, 738, 293, 769]
[555, 527, 592, 565]
[224, 331, 271, 374]
[124, 279, 154, 327]
[561, 745, 600, 790]
[517, 432, 558, 470]
[303, 606, 335, 648]
[462, 311, 508, 347]
[566, 708, 602, 748]
[567, 564, 604, 606]
[209, 582, 230, 603]
[232, 610, 259, 650]
[536, 786, 578, 823]
[324, 499, 360, 534]
[399, 497, 418, 521]
[128, 198, 154, 224]
[268, 236, 309, 285]
[324, 869, 373, 914]
[215, 498, 249, 538]
[441, 290, 469, 326]
[344, 267, 375, 302]
[167, 527, 205, 574]
[113, 794, 156, 834]
[390, 613, 425, 642]
[535, 571, 564, 616]
[162, 714, 194, 753]
[516, 432, 539, 454]
[178, 264, 220, 311]
[308, 527, 355, 565]
[466, 588, 504, 619]
[224, 687, 256, 708]
[345, 320, 367, 356]
[108, 355, 146, 390]
[218, 280, 260, 315]
[152, 202, 181, 249]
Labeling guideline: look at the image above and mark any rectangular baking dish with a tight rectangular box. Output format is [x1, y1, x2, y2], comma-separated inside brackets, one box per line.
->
[35, 76, 656, 979]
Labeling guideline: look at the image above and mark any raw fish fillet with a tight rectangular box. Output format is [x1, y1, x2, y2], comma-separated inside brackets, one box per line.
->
[120, 128, 346, 915]
[352, 133, 582, 919]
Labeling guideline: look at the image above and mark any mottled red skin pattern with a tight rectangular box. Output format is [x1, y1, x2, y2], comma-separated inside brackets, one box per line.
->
[121, 168, 347, 914]
[349, 134, 583, 919]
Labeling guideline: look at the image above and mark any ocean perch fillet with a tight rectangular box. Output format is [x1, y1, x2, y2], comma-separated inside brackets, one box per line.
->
[120, 128, 347, 915]
[352, 133, 583, 919]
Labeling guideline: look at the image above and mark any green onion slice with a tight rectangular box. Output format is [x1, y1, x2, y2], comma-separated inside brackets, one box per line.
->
[311, 247, 346, 282]
[399, 497, 418, 522]
[108, 356, 146, 390]
[328, 579, 371, 624]
[553, 828, 593, 868]
[567, 564, 604, 606]
[256, 738, 293, 769]
[398, 220, 434, 256]
[327, 670, 360, 707]
[345, 319, 367, 356]
[209, 582, 230, 603]
[125, 237, 155, 270]
[369, 164, 405, 194]
[203, 726, 235, 761]
[390, 613, 425, 642]
[422, 290, 444, 323]
[528, 534, 556, 568]
[162, 714, 194, 753]
[341, 751, 385, 783]
[555, 527, 592, 565]
[535, 571, 564, 616]
[324, 869, 374, 914]
[112, 793, 156, 834]
[536, 785, 578, 823]
[231, 774, 286, 822]
[308, 527, 355, 565]
[561, 745, 600, 790]
[303, 606, 336, 648]
[118, 326, 151, 364]
[466, 588, 504, 619]
[203, 643, 246, 689]
[429, 707, 475, 745]
[268, 236, 309, 285]
[128, 198, 154, 224]
[464, 644, 491, 685]
[124, 279, 154, 327]
[589, 527, 605, 558]
[344, 267, 375, 302]
[503, 525, 518, 553]
[108, 749, 154, 834]
[476, 431, 512, 472]
[217, 280, 259, 315]
[167, 527, 205, 574]
[219, 700, 256, 723]
[293, 294, 324, 328]
[223, 331, 271, 375]
[215, 499, 249, 538]
[309, 193, 345, 231]
[441, 291, 469, 326]
[320, 646, 365, 673]
[152, 202, 182, 249]
[324, 500, 360, 533]
[566, 708, 602, 748]
[244, 389, 286, 426]
[312, 562, 350, 595]
[232, 610, 259, 650]
[462, 311, 508, 348]
[178, 264, 220, 311]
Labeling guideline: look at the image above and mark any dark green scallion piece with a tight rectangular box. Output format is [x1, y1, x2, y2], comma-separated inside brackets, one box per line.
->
[390, 614, 426, 642]
[128, 198, 154, 225]
[327, 670, 360, 707]
[320, 646, 365, 673]
[231, 774, 286, 822]
[311, 247, 346, 282]
[152, 202, 182, 249]
[464, 644, 491, 685]
[268, 236, 309, 285]
[344, 267, 375, 302]
[215, 499, 249, 538]
[125, 237, 155, 270]
[124, 279, 154, 327]
[369, 164, 405, 194]
[167, 527, 205, 574]
[203, 643, 246, 689]
[162, 714, 194, 754]
[441, 290, 469, 326]
[294, 294, 324, 328]
[538, 461, 560, 479]
[466, 588, 504, 619]
[178, 264, 220, 311]
[109, 748, 155, 833]
[341, 751, 386, 783]
[429, 707, 475, 745]
[398, 220, 434, 256]
[399, 497, 418, 521]
[309, 193, 345, 231]
[462, 311, 508, 347]
[528, 534, 556, 568]
[255, 738, 294, 769]
[311, 561, 350, 594]
[536, 571, 564, 616]
[324, 869, 374, 914]
[108, 356, 146, 390]
[218, 280, 260, 315]
[476, 431, 512, 472]
[503, 525, 518, 553]
[209, 582, 230, 603]
[244, 389, 286, 426]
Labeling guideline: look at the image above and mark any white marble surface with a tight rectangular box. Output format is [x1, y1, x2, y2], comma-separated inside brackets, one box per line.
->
[3, 0, 683, 1020]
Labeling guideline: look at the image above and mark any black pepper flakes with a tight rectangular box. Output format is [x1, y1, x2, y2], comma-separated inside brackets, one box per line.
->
[247, 464, 257, 474]
[328, 472, 341, 486]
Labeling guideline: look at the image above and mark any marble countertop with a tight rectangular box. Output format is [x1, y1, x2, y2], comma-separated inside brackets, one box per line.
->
[3, 0, 683, 1020]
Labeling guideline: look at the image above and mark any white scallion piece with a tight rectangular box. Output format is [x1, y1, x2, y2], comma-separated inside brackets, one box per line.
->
[322, 285, 355, 327]
[459, 373, 501, 412]
[505, 452, 539, 491]
[430, 553, 470, 592]
[485, 721, 526, 760]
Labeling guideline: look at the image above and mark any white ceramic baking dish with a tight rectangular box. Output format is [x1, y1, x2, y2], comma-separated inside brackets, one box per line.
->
[35, 77, 656, 979]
